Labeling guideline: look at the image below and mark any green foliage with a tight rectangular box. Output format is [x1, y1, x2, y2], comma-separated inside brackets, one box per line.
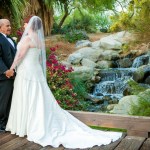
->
[62, 30, 89, 43]
[82, 0, 116, 12]
[46, 46, 87, 110]
[69, 73, 89, 110]
[127, 79, 147, 95]
[109, 12, 135, 32]
[69, 73, 88, 99]
[53, 11, 97, 34]
[0, 0, 27, 33]
[109, 0, 150, 39]
[47, 46, 78, 110]
[94, 13, 111, 32]
[129, 90, 150, 116]
[121, 43, 130, 53]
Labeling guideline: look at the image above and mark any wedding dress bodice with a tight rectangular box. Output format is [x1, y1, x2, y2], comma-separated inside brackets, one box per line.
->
[16, 43, 45, 81]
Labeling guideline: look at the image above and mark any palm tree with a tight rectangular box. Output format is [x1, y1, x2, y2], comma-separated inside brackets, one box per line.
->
[25, 0, 56, 36]
[0, 0, 27, 28]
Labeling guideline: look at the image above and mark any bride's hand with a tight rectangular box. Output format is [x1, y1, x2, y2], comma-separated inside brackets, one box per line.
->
[5, 69, 14, 78]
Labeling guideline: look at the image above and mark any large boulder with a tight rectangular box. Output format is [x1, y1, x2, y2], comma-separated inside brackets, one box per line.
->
[117, 58, 133, 68]
[99, 31, 132, 50]
[98, 50, 119, 61]
[96, 60, 113, 69]
[68, 47, 104, 64]
[111, 95, 139, 115]
[72, 66, 94, 81]
[133, 64, 150, 83]
[67, 53, 82, 65]
[81, 58, 97, 68]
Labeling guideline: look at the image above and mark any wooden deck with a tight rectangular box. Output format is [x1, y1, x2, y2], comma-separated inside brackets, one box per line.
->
[0, 132, 150, 150]
[0, 111, 150, 150]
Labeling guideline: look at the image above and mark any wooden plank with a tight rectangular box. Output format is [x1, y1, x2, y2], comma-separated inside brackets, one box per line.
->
[0, 132, 9, 139]
[15, 141, 42, 150]
[0, 134, 17, 146]
[140, 138, 150, 150]
[89, 133, 127, 150]
[127, 130, 149, 138]
[114, 136, 145, 150]
[69, 111, 150, 137]
[40, 145, 64, 150]
[0, 137, 28, 150]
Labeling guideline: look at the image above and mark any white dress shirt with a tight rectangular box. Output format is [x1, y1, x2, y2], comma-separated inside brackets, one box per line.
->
[0, 32, 15, 48]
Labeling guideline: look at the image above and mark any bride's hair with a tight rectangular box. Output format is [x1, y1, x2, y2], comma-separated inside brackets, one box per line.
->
[31, 17, 42, 31]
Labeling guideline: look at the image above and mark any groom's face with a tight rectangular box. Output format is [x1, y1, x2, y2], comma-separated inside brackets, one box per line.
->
[0, 19, 11, 35]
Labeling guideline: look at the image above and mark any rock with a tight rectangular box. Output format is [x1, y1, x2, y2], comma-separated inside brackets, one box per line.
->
[68, 47, 104, 63]
[72, 66, 94, 81]
[76, 40, 92, 49]
[81, 58, 97, 68]
[133, 65, 150, 83]
[111, 95, 139, 115]
[67, 53, 82, 65]
[144, 76, 150, 85]
[117, 58, 133, 68]
[98, 50, 119, 61]
[100, 37, 122, 50]
[107, 104, 116, 111]
[96, 60, 113, 69]
[91, 40, 101, 48]
[91, 98, 104, 104]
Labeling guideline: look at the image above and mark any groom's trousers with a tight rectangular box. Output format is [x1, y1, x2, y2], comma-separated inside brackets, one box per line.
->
[0, 80, 14, 127]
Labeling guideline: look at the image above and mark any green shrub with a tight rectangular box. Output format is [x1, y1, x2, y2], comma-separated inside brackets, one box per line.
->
[62, 30, 89, 43]
[69, 73, 89, 110]
[127, 79, 147, 95]
[129, 90, 150, 116]
[46, 46, 87, 110]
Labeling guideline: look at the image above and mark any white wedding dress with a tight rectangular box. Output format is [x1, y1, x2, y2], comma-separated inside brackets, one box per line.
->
[6, 43, 122, 149]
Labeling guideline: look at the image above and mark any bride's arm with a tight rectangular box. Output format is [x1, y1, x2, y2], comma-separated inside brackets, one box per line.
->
[10, 37, 30, 70]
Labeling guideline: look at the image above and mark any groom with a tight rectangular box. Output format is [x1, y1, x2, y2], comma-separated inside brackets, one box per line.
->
[0, 19, 17, 132]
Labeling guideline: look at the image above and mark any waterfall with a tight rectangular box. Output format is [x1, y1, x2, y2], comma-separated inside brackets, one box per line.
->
[92, 68, 135, 100]
[89, 53, 150, 112]
[132, 55, 149, 68]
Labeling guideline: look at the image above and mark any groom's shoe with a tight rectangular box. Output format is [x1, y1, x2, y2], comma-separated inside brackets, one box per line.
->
[0, 126, 6, 132]
[0, 128, 5, 132]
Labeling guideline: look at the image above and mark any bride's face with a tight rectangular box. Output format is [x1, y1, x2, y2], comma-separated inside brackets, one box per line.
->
[24, 23, 28, 29]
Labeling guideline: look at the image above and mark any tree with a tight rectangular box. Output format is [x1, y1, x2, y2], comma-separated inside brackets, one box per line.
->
[24, 0, 54, 36]
[0, 0, 27, 30]
[110, 0, 150, 39]
[54, 0, 118, 31]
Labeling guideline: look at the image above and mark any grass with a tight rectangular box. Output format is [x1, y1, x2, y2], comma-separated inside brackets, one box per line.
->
[90, 126, 127, 132]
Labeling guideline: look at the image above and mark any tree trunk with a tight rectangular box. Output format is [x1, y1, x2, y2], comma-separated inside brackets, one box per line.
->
[25, 0, 53, 36]
[58, 2, 69, 30]
[58, 11, 69, 30]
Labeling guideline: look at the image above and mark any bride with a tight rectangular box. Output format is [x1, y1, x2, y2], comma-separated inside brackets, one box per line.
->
[6, 16, 122, 149]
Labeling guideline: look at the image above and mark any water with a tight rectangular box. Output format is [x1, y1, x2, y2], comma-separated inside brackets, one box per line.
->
[132, 55, 149, 68]
[92, 68, 136, 100]
[88, 54, 150, 112]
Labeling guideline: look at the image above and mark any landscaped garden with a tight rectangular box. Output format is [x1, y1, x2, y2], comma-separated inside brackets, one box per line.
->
[1, 0, 150, 116]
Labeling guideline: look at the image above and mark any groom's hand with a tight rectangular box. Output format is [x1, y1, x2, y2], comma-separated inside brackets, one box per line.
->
[5, 69, 14, 78]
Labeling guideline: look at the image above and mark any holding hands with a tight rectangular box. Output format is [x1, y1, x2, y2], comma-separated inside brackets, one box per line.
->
[5, 69, 14, 78]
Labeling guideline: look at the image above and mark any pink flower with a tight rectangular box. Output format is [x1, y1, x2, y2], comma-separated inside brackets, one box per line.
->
[50, 47, 56, 52]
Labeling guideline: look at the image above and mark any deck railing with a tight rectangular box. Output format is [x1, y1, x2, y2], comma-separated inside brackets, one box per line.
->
[69, 111, 150, 138]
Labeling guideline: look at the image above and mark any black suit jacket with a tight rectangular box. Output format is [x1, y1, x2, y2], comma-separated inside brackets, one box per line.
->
[0, 33, 17, 80]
